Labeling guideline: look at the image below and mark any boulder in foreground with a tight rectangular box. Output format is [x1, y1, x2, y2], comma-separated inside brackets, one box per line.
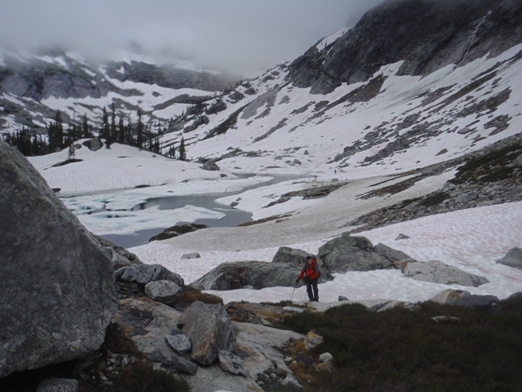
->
[0, 141, 117, 378]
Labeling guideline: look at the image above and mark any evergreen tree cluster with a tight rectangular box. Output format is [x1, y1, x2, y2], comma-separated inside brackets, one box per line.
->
[2, 106, 188, 160]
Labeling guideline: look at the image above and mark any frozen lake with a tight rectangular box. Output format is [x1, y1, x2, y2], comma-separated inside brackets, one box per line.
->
[60, 174, 304, 248]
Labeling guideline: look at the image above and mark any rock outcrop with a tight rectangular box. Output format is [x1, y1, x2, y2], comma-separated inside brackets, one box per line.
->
[190, 261, 302, 290]
[0, 141, 117, 378]
[288, 0, 522, 94]
[318, 234, 401, 273]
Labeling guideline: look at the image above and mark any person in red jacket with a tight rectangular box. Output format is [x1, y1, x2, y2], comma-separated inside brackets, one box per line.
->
[296, 255, 320, 302]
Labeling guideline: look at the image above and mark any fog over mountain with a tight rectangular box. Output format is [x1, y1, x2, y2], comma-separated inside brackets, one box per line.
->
[0, 0, 383, 76]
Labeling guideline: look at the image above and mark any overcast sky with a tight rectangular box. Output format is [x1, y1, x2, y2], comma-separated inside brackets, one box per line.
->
[0, 0, 383, 76]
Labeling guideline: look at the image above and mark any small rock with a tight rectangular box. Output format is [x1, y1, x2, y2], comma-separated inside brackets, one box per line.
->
[145, 280, 182, 301]
[174, 357, 198, 375]
[219, 350, 248, 377]
[166, 333, 192, 355]
[319, 352, 333, 363]
[304, 330, 324, 351]
[395, 233, 410, 240]
[282, 306, 305, 313]
[181, 252, 201, 260]
[338, 296, 349, 302]
[316, 362, 334, 372]
[281, 375, 303, 391]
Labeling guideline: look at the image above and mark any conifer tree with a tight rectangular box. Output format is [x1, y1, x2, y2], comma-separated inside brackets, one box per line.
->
[178, 137, 186, 161]
[110, 103, 117, 144]
[102, 107, 109, 140]
[137, 109, 144, 149]
[118, 117, 125, 143]
[82, 114, 91, 138]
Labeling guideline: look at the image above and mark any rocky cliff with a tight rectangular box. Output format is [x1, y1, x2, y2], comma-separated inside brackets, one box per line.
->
[288, 0, 522, 94]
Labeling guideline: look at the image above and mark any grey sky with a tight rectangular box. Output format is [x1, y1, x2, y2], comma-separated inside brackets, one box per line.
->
[0, 0, 383, 76]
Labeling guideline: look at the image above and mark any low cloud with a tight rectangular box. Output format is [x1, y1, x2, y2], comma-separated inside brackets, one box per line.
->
[0, 0, 383, 76]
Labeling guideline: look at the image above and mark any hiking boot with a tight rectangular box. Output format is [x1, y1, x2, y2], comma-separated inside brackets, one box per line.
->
[313, 297, 319, 302]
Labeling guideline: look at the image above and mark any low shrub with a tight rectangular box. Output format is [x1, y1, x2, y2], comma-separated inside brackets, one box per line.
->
[282, 298, 522, 392]
[107, 361, 190, 392]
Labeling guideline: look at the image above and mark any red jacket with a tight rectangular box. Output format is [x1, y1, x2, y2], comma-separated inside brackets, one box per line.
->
[298, 258, 320, 281]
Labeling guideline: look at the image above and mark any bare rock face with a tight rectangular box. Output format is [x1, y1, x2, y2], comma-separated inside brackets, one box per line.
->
[0, 142, 117, 378]
[288, 0, 522, 94]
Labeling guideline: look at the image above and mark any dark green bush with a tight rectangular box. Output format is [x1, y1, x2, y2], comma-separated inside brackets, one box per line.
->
[282, 298, 522, 392]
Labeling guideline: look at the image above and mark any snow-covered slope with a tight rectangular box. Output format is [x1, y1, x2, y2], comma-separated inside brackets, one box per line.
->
[13, 0, 522, 304]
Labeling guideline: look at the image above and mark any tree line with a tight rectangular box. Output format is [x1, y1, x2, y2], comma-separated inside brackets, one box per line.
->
[2, 106, 187, 161]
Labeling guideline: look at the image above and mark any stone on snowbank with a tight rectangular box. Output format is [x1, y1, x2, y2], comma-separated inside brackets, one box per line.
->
[318, 234, 397, 272]
[496, 247, 522, 270]
[401, 260, 489, 287]
[0, 141, 117, 378]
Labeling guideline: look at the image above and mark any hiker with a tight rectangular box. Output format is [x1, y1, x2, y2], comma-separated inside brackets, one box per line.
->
[296, 255, 320, 301]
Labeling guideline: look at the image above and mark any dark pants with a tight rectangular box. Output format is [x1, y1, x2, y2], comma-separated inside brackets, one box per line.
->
[305, 278, 319, 301]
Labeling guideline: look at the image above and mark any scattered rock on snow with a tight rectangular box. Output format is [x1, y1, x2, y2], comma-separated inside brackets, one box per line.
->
[496, 247, 522, 270]
[401, 260, 489, 287]
[318, 234, 393, 273]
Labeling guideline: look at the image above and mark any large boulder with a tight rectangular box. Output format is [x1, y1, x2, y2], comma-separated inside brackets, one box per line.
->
[318, 234, 392, 273]
[0, 141, 117, 378]
[496, 247, 522, 270]
[179, 301, 239, 365]
[115, 264, 185, 287]
[190, 261, 301, 290]
[401, 260, 489, 287]
[271, 247, 334, 282]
